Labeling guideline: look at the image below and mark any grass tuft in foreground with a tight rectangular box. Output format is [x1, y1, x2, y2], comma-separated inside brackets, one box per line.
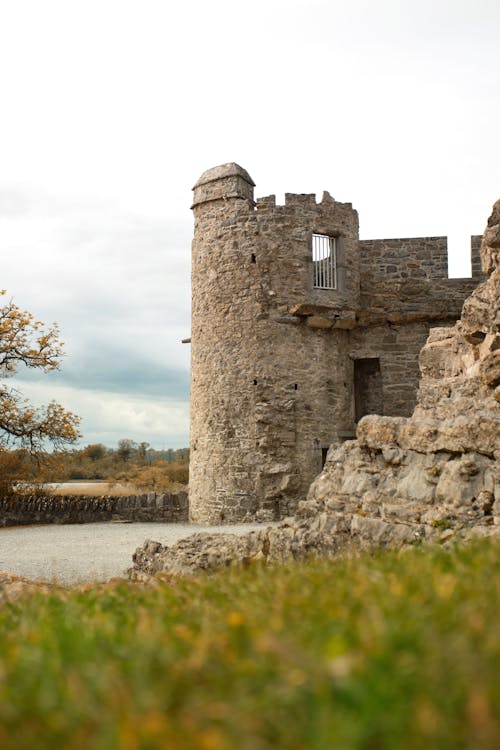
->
[0, 540, 498, 749]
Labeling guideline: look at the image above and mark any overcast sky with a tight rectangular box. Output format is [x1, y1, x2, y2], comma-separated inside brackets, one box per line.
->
[1, 0, 498, 448]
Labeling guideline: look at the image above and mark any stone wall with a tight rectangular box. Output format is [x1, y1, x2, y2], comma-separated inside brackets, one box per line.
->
[0, 491, 188, 527]
[358, 236, 484, 322]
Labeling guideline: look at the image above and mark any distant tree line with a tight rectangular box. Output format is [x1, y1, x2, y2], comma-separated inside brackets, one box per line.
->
[0, 441, 189, 495]
[56, 440, 189, 487]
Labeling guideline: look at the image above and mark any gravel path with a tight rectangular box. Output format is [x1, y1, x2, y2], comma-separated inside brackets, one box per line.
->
[0, 522, 262, 585]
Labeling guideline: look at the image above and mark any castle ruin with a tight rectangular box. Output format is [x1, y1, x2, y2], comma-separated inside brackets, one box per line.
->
[188, 163, 484, 524]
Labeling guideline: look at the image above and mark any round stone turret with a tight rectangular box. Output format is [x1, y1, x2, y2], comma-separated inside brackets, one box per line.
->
[188, 163, 361, 524]
[191, 162, 255, 210]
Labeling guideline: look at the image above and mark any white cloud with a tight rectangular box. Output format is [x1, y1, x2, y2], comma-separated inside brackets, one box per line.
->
[10, 379, 189, 449]
[0, 0, 498, 445]
[1, 192, 191, 445]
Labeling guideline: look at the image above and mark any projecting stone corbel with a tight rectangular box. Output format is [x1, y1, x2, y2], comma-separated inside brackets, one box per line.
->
[290, 303, 357, 330]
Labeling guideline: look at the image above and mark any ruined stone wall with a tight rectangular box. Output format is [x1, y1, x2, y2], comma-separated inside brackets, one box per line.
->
[360, 235, 484, 284]
[360, 236, 449, 282]
[352, 236, 485, 417]
[349, 323, 427, 417]
[358, 236, 483, 319]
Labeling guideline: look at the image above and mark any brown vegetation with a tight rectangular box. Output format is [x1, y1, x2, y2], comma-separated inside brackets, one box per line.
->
[0, 290, 80, 494]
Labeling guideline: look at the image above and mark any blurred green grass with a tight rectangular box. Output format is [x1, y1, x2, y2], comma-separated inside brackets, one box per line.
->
[0, 539, 498, 749]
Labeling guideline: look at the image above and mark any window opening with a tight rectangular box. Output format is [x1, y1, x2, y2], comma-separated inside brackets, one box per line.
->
[321, 447, 329, 468]
[251, 253, 256, 263]
[312, 234, 337, 289]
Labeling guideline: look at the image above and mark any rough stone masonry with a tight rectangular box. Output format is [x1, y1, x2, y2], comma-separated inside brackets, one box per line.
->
[131, 198, 499, 578]
[188, 163, 484, 524]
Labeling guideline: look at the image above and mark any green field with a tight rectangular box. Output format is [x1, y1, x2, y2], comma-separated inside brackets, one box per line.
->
[0, 540, 498, 749]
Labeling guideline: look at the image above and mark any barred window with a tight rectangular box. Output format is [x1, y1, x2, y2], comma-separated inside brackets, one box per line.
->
[312, 234, 337, 289]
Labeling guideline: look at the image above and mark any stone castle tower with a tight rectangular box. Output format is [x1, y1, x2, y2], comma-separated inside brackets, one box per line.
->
[188, 163, 483, 524]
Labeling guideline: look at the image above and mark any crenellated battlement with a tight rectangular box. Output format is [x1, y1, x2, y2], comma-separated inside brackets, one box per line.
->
[255, 191, 353, 212]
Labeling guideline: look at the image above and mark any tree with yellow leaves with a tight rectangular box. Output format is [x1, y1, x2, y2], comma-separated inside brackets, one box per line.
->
[0, 290, 81, 488]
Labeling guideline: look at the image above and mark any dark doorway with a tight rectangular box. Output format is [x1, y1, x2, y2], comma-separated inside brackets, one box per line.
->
[354, 358, 383, 422]
[321, 447, 329, 468]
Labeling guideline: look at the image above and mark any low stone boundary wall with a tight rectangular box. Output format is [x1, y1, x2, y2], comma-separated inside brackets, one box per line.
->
[0, 491, 189, 527]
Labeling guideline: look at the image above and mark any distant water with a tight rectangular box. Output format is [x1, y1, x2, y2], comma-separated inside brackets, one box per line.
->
[0, 522, 265, 585]
[42, 482, 128, 491]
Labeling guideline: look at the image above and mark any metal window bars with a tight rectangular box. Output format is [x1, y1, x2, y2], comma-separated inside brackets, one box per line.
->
[312, 234, 337, 289]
